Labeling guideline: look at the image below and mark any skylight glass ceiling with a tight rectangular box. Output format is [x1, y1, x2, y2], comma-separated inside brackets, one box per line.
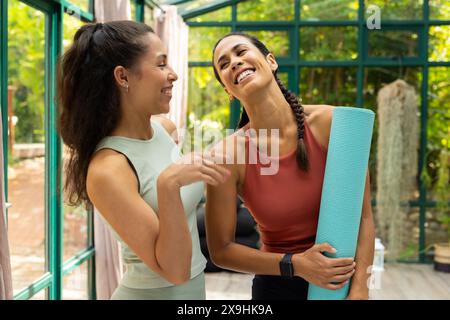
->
[158, 0, 244, 17]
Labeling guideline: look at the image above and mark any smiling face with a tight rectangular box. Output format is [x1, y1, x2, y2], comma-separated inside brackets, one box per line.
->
[116, 33, 178, 116]
[213, 35, 278, 101]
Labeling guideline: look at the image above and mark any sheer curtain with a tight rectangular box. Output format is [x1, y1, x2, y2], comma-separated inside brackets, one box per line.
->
[154, 5, 189, 132]
[94, 0, 131, 22]
[93, 208, 123, 299]
[92, 0, 131, 300]
[0, 107, 13, 300]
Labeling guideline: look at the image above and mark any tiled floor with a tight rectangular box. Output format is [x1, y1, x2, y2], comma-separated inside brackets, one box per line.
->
[7, 157, 88, 296]
[205, 264, 450, 300]
[6, 157, 450, 300]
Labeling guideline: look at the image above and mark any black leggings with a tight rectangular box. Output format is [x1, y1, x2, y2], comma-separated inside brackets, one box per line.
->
[252, 275, 309, 300]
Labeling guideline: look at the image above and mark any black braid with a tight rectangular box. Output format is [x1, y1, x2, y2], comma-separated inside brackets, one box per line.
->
[275, 76, 309, 171]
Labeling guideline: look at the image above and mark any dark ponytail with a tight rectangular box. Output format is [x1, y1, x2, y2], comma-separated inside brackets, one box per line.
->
[57, 21, 154, 206]
[212, 32, 309, 171]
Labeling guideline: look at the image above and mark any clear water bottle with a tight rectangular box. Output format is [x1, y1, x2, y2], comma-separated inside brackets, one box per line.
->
[373, 238, 385, 271]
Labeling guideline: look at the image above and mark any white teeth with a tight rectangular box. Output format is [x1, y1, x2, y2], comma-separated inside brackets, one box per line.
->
[237, 69, 254, 84]
[162, 89, 172, 94]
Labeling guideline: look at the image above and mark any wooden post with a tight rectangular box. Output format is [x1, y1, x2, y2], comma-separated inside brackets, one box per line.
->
[376, 79, 419, 261]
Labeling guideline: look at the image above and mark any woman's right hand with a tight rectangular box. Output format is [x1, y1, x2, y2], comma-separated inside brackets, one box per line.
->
[158, 152, 231, 189]
[293, 243, 356, 290]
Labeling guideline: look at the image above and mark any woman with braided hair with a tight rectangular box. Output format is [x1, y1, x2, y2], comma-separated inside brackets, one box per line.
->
[205, 32, 375, 300]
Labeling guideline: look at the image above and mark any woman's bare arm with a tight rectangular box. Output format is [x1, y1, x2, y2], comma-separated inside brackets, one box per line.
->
[347, 171, 375, 299]
[205, 135, 355, 290]
[87, 149, 192, 285]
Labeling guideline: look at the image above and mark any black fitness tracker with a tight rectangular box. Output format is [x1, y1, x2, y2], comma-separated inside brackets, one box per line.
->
[279, 253, 294, 278]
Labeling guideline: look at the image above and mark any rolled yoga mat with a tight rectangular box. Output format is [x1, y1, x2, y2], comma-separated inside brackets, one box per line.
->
[307, 107, 375, 300]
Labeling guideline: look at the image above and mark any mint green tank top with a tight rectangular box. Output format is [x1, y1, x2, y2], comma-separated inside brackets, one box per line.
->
[95, 119, 207, 289]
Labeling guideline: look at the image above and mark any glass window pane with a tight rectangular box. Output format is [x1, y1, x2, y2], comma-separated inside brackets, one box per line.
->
[189, 27, 231, 62]
[130, 0, 137, 21]
[184, 67, 229, 152]
[299, 67, 357, 106]
[363, 67, 422, 113]
[301, 0, 358, 20]
[363, 67, 422, 197]
[300, 27, 358, 60]
[277, 72, 289, 88]
[429, 26, 450, 62]
[240, 30, 290, 58]
[237, 0, 294, 21]
[63, 146, 89, 261]
[62, 13, 89, 262]
[426, 67, 449, 203]
[67, 0, 90, 13]
[368, 30, 419, 58]
[29, 288, 48, 300]
[364, 0, 423, 20]
[400, 206, 420, 262]
[425, 209, 450, 258]
[177, 0, 222, 13]
[144, 5, 155, 28]
[188, 6, 231, 22]
[63, 262, 89, 299]
[7, 0, 46, 295]
[425, 71, 450, 262]
[63, 10, 84, 52]
[430, 0, 450, 20]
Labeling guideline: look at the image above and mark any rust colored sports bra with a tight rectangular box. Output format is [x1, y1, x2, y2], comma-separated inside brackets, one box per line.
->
[242, 122, 327, 253]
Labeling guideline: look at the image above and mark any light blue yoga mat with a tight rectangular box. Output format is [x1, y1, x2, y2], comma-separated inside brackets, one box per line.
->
[307, 107, 375, 300]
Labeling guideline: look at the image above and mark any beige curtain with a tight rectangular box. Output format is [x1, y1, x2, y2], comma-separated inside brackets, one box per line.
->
[154, 5, 189, 132]
[93, 0, 130, 300]
[94, 0, 131, 22]
[0, 108, 13, 300]
[93, 209, 123, 299]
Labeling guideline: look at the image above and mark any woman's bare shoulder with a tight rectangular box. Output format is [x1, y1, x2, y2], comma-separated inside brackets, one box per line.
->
[303, 104, 334, 122]
[207, 129, 247, 182]
[303, 105, 335, 150]
[209, 130, 246, 164]
[153, 115, 178, 143]
[87, 149, 137, 196]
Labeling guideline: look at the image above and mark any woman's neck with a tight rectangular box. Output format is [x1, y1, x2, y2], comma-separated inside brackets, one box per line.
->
[242, 82, 296, 137]
[110, 102, 153, 140]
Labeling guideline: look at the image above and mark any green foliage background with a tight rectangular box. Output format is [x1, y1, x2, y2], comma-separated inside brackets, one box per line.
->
[6, 0, 449, 214]
[186, 0, 449, 206]
[8, 0, 45, 143]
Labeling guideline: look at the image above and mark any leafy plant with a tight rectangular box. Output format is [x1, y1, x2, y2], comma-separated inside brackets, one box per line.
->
[435, 149, 450, 243]
[8, 0, 45, 144]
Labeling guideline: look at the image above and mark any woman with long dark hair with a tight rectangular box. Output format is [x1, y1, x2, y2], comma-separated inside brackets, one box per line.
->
[58, 21, 230, 299]
[206, 32, 375, 300]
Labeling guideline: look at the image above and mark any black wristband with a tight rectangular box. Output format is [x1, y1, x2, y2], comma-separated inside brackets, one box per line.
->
[279, 253, 294, 278]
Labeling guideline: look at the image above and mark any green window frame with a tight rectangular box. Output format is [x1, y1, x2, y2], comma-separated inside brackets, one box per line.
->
[0, 0, 155, 300]
[184, 0, 450, 263]
[1, 0, 95, 300]
[1, 1, 449, 301]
